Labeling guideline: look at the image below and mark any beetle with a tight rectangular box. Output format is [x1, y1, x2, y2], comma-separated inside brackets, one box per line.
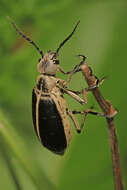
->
[8, 17, 96, 155]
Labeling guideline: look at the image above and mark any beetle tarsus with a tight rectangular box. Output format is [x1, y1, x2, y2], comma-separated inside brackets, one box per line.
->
[77, 54, 87, 61]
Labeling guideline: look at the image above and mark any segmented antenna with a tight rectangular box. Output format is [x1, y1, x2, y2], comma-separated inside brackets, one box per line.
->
[7, 16, 43, 57]
[56, 21, 80, 54]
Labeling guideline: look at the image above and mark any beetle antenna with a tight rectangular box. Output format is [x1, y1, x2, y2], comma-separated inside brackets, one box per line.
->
[7, 16, 44, 57]
[56, 21, 80, 54]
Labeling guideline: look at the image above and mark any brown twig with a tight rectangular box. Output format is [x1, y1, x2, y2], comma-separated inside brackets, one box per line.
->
[80, 59, 123, 190]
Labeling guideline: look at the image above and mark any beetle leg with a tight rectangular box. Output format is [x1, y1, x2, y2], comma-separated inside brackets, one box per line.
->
[65, 87, 88, 105]
[58, 58, 85, 85]
[63, 88, 87, 105]
[72, 111, 87, 133]
[59, 67, 81, 75]
[71, 108, 92, 133]
[58, 56, 86, 87]
[81, 109, 118, 119]
[59, 66, 81, 86]
[59, 64, 82, 75]
[57, 79, 88, 105]
[67, 110, 82, 133]
[66, 88, 88, 104]
[67, 109, 89, 133]
[65, 68, 81, 85]
[69, 108, 107, 133]
[72, 109, 106, 117]
[59, 55, 86, 75]
[57, 76, 89, 105]
[65, 55, 87, 85]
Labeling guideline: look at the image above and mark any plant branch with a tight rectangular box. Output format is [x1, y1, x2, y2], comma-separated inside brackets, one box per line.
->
[81, 60, 123, 190]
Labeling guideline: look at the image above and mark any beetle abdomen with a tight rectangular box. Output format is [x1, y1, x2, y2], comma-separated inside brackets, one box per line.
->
[32, 90, 67, 155]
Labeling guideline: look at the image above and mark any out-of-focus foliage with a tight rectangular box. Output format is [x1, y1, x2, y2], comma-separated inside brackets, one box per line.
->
[0, 0, 126, 189]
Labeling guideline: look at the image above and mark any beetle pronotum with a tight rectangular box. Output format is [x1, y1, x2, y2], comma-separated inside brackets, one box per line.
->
[8, 17, 101, 155]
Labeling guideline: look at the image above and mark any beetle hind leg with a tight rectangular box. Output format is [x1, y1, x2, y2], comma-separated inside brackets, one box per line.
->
[68, 108, 109, 133]
[67, 108, 91, 133]
[72, 108, 107, 118]
[66, 110, 82, 133]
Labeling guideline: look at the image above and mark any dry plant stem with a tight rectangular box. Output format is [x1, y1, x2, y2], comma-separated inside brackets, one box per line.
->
[81, 63, 123, 190]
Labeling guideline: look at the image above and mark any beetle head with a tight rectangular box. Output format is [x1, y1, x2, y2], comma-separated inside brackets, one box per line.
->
[37, 51, 59, 75]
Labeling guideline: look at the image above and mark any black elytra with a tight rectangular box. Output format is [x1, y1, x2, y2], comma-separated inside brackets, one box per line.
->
[32, 90, 67, 155]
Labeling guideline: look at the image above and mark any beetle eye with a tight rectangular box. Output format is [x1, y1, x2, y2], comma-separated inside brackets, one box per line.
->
[54, 60, 59, 65]
[38, 58, 41, 62]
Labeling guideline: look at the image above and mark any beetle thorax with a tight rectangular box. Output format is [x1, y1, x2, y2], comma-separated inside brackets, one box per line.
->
[37, 51, 59, 75]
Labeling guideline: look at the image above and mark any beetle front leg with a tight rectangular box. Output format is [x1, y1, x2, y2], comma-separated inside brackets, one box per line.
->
[58, 56, 86, 85]
[59, 65, 81, 75]
[59, 67, 80, 75]
[59, 66, 81, 86]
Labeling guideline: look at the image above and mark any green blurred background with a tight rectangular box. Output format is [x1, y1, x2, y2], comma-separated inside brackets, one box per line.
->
[0, 0, 127, 189]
